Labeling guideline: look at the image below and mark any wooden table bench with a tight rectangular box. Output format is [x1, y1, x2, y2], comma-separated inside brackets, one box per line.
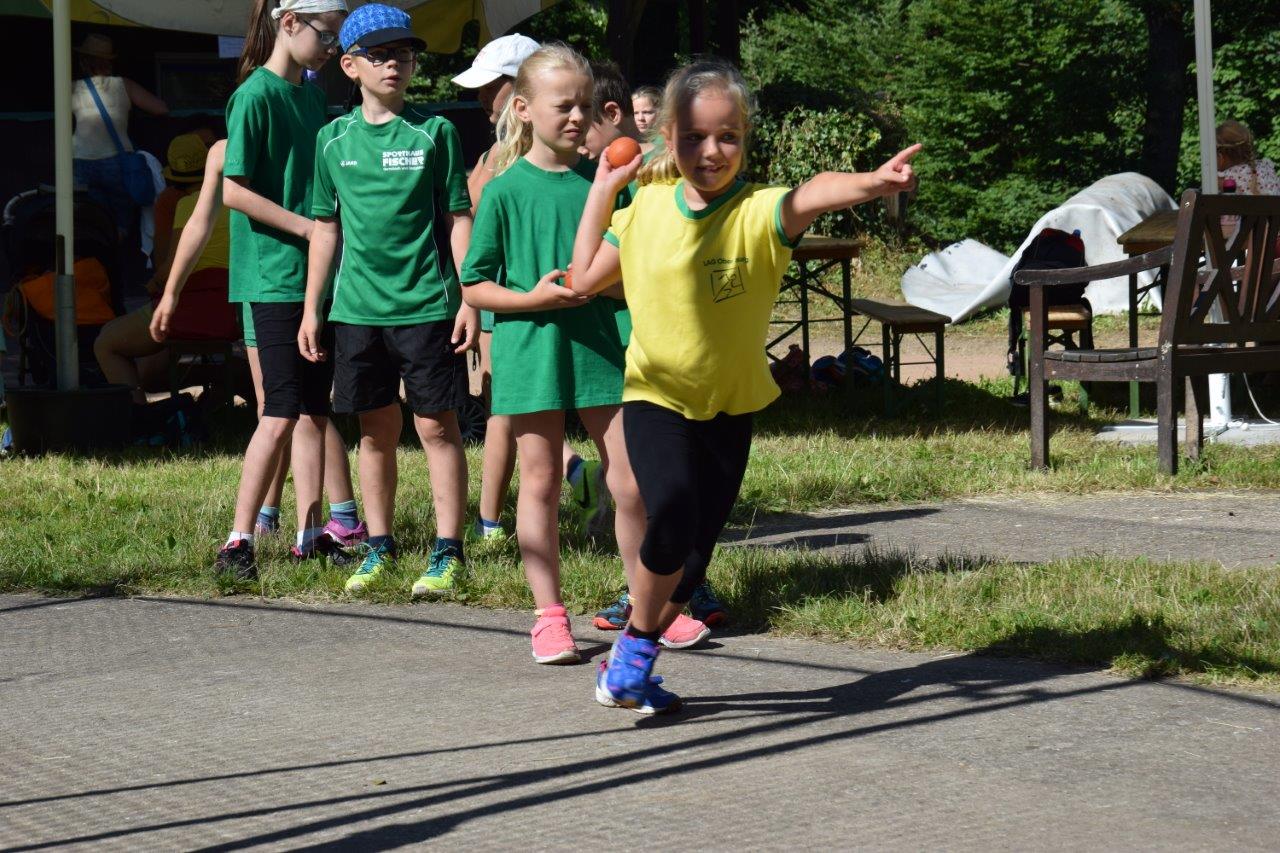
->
[1017, 190, 1280, 473]
[769, 236, 866, 361]
[848, 297, 950, 414]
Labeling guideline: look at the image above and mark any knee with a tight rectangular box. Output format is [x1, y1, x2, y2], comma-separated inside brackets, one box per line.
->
[639, 493, 697, 575]
[360, 406, 402, 444]
[415, 412, 459, 449]
[604, 465, 642, 513]
[519, 459, 561, 504]
[257, 415, 295, 443]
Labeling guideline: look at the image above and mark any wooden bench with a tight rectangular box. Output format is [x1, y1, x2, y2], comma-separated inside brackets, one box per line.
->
[848, 297, 950, 413]
[1015, 189, 1280, 473]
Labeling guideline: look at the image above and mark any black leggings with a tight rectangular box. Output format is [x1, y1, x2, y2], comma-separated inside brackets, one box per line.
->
[623, 401, 754, 604]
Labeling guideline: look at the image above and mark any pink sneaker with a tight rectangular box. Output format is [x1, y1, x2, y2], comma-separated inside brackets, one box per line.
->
[531, 605, 581, 665]
[324, 518, 368, 547]
[659, 613, 711, 649]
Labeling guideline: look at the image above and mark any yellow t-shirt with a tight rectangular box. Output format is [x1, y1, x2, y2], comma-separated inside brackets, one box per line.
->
[605, 179, 800, 420]
[173, 193, 231, 274]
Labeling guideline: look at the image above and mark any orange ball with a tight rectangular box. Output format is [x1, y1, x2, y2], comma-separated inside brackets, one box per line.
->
[563, 268, 573, 288]
[604, 136, 642, 168]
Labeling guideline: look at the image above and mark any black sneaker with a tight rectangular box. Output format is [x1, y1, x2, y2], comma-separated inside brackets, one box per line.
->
[214, 539, 258, 581]
[291, 534, 356, 567]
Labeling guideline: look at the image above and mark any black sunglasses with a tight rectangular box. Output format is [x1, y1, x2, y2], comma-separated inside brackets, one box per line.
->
[302, 20, 340, 48]
[351, 46, 419, 65]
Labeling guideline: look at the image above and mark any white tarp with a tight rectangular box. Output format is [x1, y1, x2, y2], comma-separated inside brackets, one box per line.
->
[901, 172, 1176, 323]
[90, 0, 544, 37]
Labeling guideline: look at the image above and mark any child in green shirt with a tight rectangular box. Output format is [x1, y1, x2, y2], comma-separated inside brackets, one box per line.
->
[215, 0, 353, 581]
[459, 44, 645, 666]
[299, 4, 477, 596]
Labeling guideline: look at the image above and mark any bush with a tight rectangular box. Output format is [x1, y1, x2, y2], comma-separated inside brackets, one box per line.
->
[753, 107, 900, 239]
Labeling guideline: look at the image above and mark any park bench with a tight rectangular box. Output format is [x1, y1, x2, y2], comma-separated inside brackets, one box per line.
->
[848, 297, 949, 413]
[1015, 189, 1280, 473]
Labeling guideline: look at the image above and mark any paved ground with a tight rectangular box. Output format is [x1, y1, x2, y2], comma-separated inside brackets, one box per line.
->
[3, 593, 1279, 851]
[730, 492, 1280, 568]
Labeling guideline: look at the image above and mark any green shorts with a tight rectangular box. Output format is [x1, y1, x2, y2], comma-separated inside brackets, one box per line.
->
[240, 302, 256, 347]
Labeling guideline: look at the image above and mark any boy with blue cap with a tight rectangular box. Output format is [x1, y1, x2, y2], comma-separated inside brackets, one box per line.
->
[299, 3, 476, 597]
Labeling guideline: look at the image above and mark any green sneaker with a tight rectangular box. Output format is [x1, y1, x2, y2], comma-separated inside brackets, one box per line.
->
[570, 459, 612, 538]
[469, 520, 508, 555]
[344, 541, 393, 593]
[413, 549, 464, 597]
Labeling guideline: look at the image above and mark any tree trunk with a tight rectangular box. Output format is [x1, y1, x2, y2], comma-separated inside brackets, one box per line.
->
[1140, 2, 1189, 195]
[606, 0, 649, 80]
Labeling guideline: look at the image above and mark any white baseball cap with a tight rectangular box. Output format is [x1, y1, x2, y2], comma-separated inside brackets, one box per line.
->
[451, 33, 540, 89]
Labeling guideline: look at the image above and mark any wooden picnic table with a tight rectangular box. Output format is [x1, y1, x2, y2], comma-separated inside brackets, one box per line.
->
[1115, 209, 1179, 415]
[769, 235, 866, 361]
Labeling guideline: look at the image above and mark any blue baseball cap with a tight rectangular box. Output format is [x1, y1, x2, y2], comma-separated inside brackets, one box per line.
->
[340, 3, 425, 52]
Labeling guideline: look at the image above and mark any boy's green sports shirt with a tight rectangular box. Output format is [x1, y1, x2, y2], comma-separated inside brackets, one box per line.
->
[312, 106, 471, 325]
[224, 67, 327, 304]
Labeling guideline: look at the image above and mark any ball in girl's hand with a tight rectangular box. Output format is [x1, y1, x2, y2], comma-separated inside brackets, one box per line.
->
[563, 268, 573, 288]
[604, 137, 642, 168]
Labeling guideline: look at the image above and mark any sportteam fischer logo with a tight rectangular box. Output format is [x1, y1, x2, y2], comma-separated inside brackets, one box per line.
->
[383, 149, 425, 171]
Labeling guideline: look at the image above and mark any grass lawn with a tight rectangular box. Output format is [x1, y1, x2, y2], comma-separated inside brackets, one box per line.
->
[5, 377, 1279, 690]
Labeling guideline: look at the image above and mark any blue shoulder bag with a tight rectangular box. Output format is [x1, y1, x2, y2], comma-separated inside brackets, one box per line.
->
[84, 77, 156, 207]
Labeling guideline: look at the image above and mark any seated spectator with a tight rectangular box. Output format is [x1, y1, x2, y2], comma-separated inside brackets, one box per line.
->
[147, 133, 209, 289]
[1217, 120, 1280, 196]
[95, 140, 232, 403]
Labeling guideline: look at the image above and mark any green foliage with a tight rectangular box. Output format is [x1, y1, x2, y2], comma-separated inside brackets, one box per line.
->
[753, 107, 897, 238]
[1176, 28, 1280, 190]
[890, 0, 1145, 250]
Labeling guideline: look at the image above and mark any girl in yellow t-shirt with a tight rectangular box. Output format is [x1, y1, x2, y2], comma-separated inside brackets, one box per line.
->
[569, 59, 920, 713]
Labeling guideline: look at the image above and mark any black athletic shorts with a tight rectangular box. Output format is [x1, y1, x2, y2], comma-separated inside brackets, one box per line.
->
[251, 301, 335, 419]
[332, 320, 466, 415]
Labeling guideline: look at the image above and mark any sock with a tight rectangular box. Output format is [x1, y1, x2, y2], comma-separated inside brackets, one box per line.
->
[225, 532, 255, 548]
[296, 527, 325, 551]
[369, 534, 397, 556]
[565, 454, 585, 485]
[256, 506, 280, 531]
[433, 536, 464, 561]
[625, 625, 661, 643]
[478, 517, 502, 533]
[329, 500, 359, 528]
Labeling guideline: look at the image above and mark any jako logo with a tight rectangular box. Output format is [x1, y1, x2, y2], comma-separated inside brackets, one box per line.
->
[340, 159, 358, 167]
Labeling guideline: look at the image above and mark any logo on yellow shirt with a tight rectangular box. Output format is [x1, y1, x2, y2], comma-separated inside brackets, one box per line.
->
[710, 264, 746, 302]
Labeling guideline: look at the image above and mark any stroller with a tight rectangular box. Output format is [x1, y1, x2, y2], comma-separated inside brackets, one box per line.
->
[1, 186, 123, 389]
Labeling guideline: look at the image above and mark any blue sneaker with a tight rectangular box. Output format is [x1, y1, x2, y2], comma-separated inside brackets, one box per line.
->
[604, 631, 660, 708]
[592, 590, 630, 630]
[595, 661, 682, 715]
[689, 581, 728, 627]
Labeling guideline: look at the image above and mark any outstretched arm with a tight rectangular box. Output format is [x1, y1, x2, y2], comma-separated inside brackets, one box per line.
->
[779, 143, 921, 242]
[569, 150, 642, 296]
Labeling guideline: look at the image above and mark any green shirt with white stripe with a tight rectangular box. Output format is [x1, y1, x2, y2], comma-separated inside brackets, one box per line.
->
[312, 105, 471, 325]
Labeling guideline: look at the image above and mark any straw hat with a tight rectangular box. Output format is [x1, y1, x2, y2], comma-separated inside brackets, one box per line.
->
[74, 34, 116, 60]
[163, 134, 209, 185]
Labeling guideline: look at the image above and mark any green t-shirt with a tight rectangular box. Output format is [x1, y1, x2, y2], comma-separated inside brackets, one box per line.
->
[312, 106, 471, 325]
[223, 67, 327, 304]
[460, 157, 629, 416]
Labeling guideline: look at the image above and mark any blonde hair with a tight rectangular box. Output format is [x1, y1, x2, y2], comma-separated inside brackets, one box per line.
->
[490, 43, 593, 175]
[638, 59, 756, 187]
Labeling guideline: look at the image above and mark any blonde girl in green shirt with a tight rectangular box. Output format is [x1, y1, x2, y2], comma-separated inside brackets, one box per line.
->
[459, 44, 649, 666]
[214, 0, 353, 582]
[570, 59, 920, 713]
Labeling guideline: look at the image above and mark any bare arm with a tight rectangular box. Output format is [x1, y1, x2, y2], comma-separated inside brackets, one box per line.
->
[568, 151, 641, 296]
[124, 78, 169, 116]
[223, 175, 313, 241]
[150, 143, 226, 342]
[446, 210, 480, 353]
[462, 275, 589, 313]
[467, 143, 500, 217]
[779, 143, 921, 242]
[298, 217, 340, 362]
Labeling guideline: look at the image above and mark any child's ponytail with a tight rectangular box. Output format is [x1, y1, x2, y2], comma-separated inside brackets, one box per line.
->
[638, 58, 756, 187]
[237, 0, 277, 83]
[488, 42, 592, 176]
